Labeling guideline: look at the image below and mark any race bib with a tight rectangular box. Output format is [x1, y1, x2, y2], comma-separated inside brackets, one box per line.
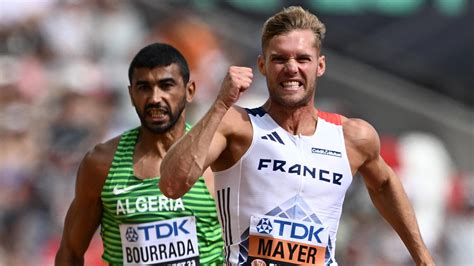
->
[119, 216, 200, 265]
[248, 215, 328, 266]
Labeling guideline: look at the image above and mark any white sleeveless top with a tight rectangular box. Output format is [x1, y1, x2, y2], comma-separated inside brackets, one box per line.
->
[214, 107, 353, 266]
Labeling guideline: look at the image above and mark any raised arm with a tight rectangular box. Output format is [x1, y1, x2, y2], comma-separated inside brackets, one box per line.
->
[55, 144, 111, 265]
[345, 118, 435, 266]
[159, 66, 253, 199]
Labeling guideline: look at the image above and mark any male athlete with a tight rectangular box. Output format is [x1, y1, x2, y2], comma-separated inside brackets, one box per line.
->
[55, 43, 224, 265]
[159, 6, 434, 266]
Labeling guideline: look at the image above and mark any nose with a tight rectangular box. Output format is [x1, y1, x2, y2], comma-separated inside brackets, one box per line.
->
[285, 59, 298, 74]
[150, 86, 163, 104]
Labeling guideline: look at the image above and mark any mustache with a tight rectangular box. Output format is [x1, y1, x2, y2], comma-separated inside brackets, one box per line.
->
[144, 103, 169, 113]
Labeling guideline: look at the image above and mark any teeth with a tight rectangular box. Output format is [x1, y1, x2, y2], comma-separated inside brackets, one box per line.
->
[281, 81, 300, 88]
[149, 109, 165, 116]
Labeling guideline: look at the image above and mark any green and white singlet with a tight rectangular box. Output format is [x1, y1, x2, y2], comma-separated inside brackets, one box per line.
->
[100, 126, 224, 265]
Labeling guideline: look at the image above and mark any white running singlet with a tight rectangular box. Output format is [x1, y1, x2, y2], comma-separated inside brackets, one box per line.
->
[214, 107, 353, 266]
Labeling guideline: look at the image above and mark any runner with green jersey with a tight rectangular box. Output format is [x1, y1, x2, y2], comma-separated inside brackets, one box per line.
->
[101, 126, 223, 265]
[55, 43, 224, 265]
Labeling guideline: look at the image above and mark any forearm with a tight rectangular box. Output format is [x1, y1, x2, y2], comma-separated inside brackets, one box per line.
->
[55, 248, 84, 266]
[160, 100, 229, 198]
[55, 195, 102, 266]
[368, 176, 434, 265]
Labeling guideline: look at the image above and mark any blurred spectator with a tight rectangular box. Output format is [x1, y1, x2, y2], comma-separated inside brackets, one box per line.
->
[0, 83, 44, 265]
[91, 0, 146, 62]
[147, 11, 231, 121]
[398, 133, 452, 252]
[339, 132, 456, 265]
[377, 133, 453, 264]
[444, 171, 474, 265]
[39, 1, 96, 59]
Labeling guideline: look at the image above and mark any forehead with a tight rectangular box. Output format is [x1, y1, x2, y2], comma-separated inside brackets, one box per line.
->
[131, 63, 183, 83]
[265, 29, 318, 56]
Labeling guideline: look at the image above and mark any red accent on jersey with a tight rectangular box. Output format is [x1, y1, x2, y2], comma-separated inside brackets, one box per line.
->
[318, 111, 342, 125]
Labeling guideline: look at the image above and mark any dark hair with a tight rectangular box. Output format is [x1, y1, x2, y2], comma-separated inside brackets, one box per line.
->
[128, 43, 190, 85]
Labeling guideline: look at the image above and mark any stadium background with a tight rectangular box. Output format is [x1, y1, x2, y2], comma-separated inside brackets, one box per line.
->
[0, 0, 472, 265]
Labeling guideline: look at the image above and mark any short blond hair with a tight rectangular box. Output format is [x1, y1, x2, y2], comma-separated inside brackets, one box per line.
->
[261, 6, 326, 52]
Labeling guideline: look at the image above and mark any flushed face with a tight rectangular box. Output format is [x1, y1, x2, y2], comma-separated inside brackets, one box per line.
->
[258, 29, 325, 108]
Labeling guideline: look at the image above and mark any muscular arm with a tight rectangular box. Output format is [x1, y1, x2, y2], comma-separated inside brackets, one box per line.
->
[201, 147, 219, 199]
[55, 143, 113, 265]
[345, 119, 434, 265]
[159, 66, 253, 199]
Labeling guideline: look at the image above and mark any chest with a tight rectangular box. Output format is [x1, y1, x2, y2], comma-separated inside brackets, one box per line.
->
[239, 124, 353, 195]
[132, 154, 162, 179]
[102, 179, 192, 222]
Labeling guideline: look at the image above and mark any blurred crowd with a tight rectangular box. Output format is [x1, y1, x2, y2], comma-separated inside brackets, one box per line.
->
[0, 0, 472, 265]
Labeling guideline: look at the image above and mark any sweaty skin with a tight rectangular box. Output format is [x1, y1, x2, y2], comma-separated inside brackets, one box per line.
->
[55, 63, 219, 265]
[159, 29, 434, 265]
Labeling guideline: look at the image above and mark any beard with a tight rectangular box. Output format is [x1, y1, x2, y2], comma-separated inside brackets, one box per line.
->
[136, 97, 187, 134]
[270, 86, 314, 108]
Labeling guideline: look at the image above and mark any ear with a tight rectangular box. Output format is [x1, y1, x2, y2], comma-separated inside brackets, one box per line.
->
[257, 54, 266, 76]
[185, 80, 196, 103]
[128, 85, 135, 106]
[317, 55, 326, 77]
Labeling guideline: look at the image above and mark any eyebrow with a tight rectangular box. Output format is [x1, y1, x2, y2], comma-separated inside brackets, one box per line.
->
[134, 77, 176, 86]
[269, 53, 285, 58]
[157, 78, 176, 84]
[134, 80, 149, 86]
[269, 53, 313, 58]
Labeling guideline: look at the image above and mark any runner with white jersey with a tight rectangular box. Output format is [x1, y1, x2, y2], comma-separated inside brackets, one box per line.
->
[160, 6, 434, 266]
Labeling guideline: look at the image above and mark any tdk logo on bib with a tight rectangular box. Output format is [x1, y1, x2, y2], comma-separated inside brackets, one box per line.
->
[256, 218, 273, 234]
[248, 215, 329, 265]
[135, 218, 190, 241]
[119, 216, 200, 265]
[125, 227, 139, 242]
[250, 215, 328, 246]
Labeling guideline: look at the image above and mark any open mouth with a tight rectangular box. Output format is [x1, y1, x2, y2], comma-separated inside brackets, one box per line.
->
[147, 108, 167, 120]
[280, 80, 302, 90]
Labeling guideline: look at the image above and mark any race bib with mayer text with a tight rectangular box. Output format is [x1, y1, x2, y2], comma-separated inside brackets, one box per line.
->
[248, 215, 328, 266]
[119, 216, 200, 265]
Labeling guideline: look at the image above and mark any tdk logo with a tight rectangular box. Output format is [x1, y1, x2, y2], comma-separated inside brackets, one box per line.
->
[125, 227, 139, 242]
[136, 219, 190, 241]
[311, 147, 342, 158]
[256, 218, 273, 234]
[273, 219, 325, 244]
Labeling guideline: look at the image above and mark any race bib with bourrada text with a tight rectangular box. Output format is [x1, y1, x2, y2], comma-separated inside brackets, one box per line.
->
[248, 215, 328, 266]
[119, 216, 200, 265]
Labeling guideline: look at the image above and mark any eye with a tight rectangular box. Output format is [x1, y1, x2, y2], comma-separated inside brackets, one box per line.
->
[271, 56, 287, 64]
[297, 56, 312, 63]
[137, 84, 150, 91]
[160, 81, 175, 91]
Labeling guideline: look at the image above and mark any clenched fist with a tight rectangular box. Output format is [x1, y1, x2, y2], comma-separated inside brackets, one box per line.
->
[216, 66, 253, 109]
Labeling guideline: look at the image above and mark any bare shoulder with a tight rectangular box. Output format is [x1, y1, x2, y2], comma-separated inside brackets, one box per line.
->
[342, 117, 381, 162]
[220, 105, 252, 136]
[223, 105, 251, 125]
[342, 117, 379, 143]
[77, 135, 121, 193]
[85, 137, 119, 171]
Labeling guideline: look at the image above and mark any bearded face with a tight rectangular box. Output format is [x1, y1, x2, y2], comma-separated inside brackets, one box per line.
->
[129, 64, 191, 134]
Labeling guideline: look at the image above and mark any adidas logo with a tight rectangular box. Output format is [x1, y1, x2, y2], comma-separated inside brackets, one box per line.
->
[261, 131, 285, 145]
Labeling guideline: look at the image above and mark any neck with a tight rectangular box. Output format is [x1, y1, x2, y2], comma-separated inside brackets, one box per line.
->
[137, 119, 186, 157]
[263, 100, 318, 136]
